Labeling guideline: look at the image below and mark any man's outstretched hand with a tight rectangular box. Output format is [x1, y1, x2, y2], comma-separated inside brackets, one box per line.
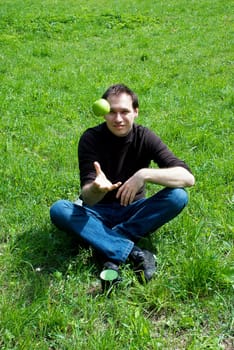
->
[81, 162, 122, 206]
[93, 161, 122, 194]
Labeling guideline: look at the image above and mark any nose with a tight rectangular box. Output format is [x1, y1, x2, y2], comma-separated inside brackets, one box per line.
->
[114, 112, 123, 121]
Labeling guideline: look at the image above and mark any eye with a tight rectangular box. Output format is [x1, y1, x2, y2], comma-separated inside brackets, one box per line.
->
[121, 110, 129, 115]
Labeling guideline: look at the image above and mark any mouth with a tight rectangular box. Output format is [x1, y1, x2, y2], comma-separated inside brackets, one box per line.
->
[113, 124, 125, 129]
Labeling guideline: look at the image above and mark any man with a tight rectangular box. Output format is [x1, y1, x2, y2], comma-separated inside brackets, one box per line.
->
[50, 84, 195, 282]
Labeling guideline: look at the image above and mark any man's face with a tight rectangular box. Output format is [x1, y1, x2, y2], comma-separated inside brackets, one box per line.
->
[104, 93, 138, 137]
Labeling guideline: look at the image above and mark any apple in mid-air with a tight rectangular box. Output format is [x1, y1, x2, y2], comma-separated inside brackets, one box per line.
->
[92, 98, 110, 116]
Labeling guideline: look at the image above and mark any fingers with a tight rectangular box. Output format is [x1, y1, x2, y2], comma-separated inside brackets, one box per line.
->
[116, 173, 144, 206]
[111, 181, 122, 190]
[93, 161, 102, 175]
[121, 191, 134, 206]
[116, 185, 136, 206]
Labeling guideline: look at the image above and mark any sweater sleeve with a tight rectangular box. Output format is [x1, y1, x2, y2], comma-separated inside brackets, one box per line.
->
[78, 129, 98, 187]
[145, 129, 192, 173]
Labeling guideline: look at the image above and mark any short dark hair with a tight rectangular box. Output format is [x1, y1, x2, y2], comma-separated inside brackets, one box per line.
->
[102, 84, 139, 109]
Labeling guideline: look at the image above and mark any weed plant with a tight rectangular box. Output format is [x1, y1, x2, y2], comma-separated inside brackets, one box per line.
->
[0, 0, 233, 349]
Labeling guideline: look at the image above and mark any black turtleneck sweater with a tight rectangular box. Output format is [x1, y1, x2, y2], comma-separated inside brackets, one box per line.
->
[78, 123, 192, 204]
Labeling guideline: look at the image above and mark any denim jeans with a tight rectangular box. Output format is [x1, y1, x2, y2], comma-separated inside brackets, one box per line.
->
[50, 187, 188, 264]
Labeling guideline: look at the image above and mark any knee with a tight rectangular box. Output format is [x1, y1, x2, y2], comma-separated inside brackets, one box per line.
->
[50, 199, 70, 224]
[169, 188, 188, 211]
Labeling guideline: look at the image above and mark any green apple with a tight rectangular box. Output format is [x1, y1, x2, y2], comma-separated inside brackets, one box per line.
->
[92, 98, 110, 116]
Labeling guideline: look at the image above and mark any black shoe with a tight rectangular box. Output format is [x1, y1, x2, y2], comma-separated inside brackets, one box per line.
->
[102, 261, 119, 272]
[130, 246, 156, 282]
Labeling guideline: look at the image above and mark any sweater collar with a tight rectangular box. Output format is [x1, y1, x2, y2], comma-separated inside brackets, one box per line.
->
[102, 122, 134, 144]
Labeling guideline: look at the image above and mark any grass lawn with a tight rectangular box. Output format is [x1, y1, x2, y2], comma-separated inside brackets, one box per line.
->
[0, 0, 233, 349]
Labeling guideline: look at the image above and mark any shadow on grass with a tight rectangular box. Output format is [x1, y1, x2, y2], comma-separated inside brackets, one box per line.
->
[8, 225, 162, 302]
[6, 225, 103, 302]
[10, 225, 96, 275]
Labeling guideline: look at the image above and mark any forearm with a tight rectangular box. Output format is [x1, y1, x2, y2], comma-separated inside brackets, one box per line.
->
[81, 183, 107, 206]
[138, 166, 195, 188]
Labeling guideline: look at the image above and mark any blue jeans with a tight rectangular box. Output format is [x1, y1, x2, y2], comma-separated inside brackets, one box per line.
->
[50, 188, 188, 264]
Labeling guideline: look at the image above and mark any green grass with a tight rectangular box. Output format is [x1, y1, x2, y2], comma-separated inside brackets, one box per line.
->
[0, 0, 233, 349]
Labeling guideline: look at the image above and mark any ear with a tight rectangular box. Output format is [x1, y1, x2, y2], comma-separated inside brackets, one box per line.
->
[134, 108, 139, 118]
